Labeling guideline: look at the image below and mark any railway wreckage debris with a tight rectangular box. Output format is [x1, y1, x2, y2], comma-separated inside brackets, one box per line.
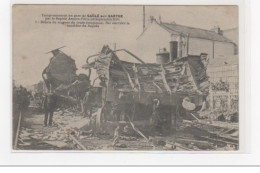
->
[16, 108, 238, 150]
[15, 45, 238, 151]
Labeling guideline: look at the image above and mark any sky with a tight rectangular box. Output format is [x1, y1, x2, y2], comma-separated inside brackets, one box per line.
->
[12, 5, 238, 86]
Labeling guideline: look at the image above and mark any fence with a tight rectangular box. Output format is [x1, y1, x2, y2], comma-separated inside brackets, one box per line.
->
[207, 63, 239, 112]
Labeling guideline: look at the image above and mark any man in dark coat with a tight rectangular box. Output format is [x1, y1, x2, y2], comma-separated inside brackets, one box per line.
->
[42, 92, 57, 126]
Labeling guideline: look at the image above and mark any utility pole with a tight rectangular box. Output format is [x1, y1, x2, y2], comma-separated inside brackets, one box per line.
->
[143, 5, 145, 31]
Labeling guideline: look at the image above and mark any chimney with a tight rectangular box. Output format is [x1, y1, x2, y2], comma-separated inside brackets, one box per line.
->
[169, 41, 178, 62]
[211, 25, 223, 35]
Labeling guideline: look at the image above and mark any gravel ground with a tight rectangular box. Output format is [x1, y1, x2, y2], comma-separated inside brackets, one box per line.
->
[15, 106, 238, 151]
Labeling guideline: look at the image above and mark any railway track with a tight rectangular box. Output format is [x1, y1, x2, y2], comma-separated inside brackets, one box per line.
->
[14, 109, 87, 150]
[13, 112, 22, 150]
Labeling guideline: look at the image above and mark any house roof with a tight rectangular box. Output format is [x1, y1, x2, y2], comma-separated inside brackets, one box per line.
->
[223, 27, 238, 32]
[159, 22, 233, 43]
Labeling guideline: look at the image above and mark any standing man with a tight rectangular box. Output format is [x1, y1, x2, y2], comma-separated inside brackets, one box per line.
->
[42, 91, 57, 127]
[151, 98, 163, 135]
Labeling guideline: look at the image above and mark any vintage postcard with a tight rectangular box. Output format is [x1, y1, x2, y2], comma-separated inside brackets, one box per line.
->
[12, 5, 239, 151]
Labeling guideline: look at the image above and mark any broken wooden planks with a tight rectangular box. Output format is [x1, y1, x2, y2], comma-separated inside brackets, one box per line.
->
[160, 64, 172, 94]
[194, 120, 238, 130]
[55, 121, 87, 150]
[127, 116, 149, 142]
[174, 143, 196, 151]
[198, 136, 238, 147]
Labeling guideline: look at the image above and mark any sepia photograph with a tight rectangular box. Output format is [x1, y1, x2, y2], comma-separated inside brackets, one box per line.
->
[12, 4, 239, 151]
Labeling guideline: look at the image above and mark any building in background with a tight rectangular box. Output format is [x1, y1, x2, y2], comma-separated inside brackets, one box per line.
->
[136, 17, 237, 62]
[136, 17, 239, 112]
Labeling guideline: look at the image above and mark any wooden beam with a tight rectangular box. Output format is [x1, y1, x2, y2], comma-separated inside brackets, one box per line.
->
[133, 64, 142, 98]
[55, 121, 87, 150]
[152, 81, 163, 93]
[127, 115, 149, 142]
[193, 120, 238, 130]
[190, 113, 201, 122]
[176, 138, 213, 148]
[175, 143, 196, 151]
[187, 63, 199, 92]
[198, 136, 238, 146]
[113, 55, 137, 92]
[160, 64, 172, 94]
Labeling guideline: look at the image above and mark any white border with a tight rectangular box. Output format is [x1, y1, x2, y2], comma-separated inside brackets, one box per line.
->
[1, 0, 254, 165]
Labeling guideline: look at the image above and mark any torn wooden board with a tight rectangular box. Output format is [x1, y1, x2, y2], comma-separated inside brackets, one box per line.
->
[90, 46, 209, 96]
[44, 141, 68, 148]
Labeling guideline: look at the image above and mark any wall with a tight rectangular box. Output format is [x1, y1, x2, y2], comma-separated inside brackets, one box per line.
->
[181, 37, 235, 60]
[187, 37, 214, 59]
[214, 41, 236, 58]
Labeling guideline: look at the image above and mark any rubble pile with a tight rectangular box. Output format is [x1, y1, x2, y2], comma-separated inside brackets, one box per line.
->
[16, 105, 239, 151]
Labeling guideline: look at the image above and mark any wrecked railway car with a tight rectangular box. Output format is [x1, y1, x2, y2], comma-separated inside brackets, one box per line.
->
[42, 47, 78, 92]
[83, 45, 210, 129]
[42, 47, 90, 109]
